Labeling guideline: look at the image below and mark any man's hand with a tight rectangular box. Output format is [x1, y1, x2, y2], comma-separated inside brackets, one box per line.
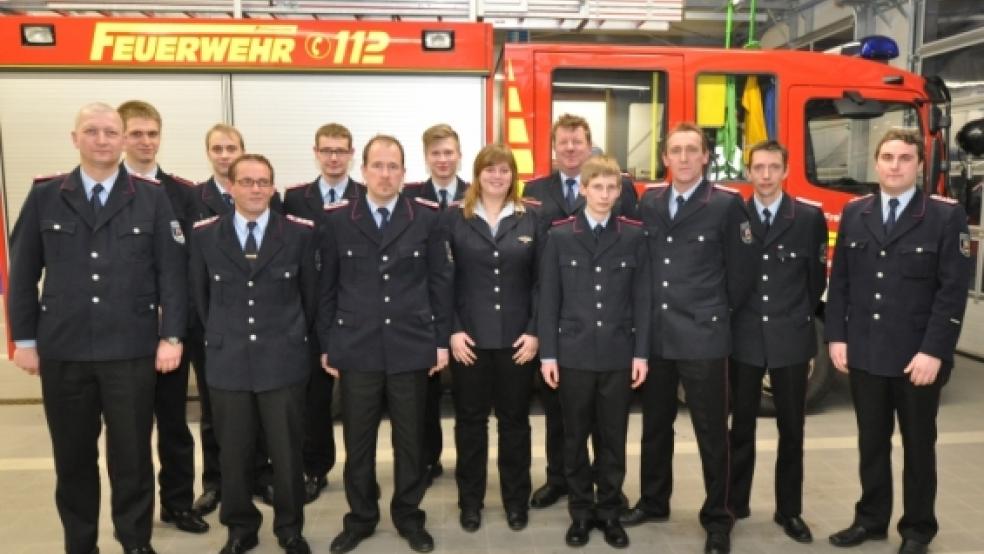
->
[541, 361, 559, 389]
[321, 353, 339, 378]
[156, 340, 183, 373]
[904, 352, 942, 386]
[429, 348, 449, 376]
[451, 332, 477, 366]
[12, 347, 40, 376]
[631, 358, 648, 389]
[829, 341, 849, 373]
[512, 334, 539, 365]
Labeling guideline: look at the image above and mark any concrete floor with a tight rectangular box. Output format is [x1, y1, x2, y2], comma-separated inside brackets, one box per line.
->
[2, 358, 984, 554]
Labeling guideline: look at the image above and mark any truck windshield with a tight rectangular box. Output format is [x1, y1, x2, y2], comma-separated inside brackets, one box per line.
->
[804, 99, 920, 195]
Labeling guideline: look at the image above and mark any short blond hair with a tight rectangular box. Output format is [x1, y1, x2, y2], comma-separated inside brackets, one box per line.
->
[580, 154, 622, 187]
[205, 123, 244, 150]
[422, 123, 460, 151]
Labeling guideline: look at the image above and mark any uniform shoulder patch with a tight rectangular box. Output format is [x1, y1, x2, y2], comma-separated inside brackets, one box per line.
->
[286, 181, 309, 190]
[645, 182, 669, 189]
[131, 173, 161, 186]
[552, 215, 576, 227]
[930, 194, 958, 205]
[286, 214, 315, 228]
[520, 197, 542, 206]
[713, 184, 740, 194]
[414, 197, 440, 210]
[795, 196, 823, 209]
[617, 215, 643, 227]
[847, 193, 873, 203]
[167, 173, 196, 187]
[403, 181, 425, 188]
[193, 215, 220, 229]
[32, 172, 67, 185]
[323, 199, 349, 212]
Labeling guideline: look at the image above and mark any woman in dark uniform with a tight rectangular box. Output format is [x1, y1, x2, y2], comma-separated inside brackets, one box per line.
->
[445, 144, 542, 533]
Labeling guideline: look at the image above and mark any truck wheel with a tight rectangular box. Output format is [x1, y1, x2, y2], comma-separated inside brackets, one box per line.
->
[758, 320, 834, 416]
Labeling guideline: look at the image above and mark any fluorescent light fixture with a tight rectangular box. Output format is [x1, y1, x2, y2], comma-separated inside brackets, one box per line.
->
[21, 24, 55, 46]
[422, 30, 454, 51]
[554, 82, 650, 91]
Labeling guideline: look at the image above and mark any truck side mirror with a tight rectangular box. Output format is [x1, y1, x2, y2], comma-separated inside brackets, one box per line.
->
[929, 105, 951, 134]
[957, 118, 984, 157]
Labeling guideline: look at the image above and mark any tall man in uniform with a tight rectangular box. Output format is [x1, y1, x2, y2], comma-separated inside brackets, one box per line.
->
[630, 122, 755, 554]
[522, 114, 638, 509]
[9, 102, 187, 554]
[190, 124, 277, 513]
[117, 100, 210, 534]
[284, 122, 363, 504]
[318, 135, 453, 554]
[402, 123, 470, 485]
[728, 140, 827, 543]
[190, 154, 319, 554]
[826, 129, 972, 554]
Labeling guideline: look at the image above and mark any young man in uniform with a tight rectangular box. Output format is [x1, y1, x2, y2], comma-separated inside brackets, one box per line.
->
[538, 155, 650, 549]
[9, 102, 187, 554]
[727, 140, 827, 543]
[117, 100, 209, 534]
[826, 128, 972, 554]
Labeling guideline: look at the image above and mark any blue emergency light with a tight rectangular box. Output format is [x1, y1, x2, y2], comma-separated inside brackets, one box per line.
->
[858, 35, 899, 61]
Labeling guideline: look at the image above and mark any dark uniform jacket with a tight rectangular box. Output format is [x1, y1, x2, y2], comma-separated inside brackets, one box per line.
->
[825, 189, 972, 377]
[731, 195, 828, 368]
[522, 171, 638, 229]
[189, 176, 283, 221]
[403, 177, 470, 206]
[189, 211, 319, 392]
[317, 194, 454, 373]
[443, 200, 543, 349]
[639, 180, 755, 360]
[8, 166, 187, 361]
[283, 176, 364, 224]
[538, 211, 651, 370]
[155, 168, 197, 237]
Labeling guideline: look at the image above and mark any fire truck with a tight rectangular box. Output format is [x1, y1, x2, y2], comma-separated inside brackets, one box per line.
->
[0, 15, 965, 410]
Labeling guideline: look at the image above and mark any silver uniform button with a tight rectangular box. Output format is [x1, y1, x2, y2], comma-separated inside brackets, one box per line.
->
[53, 223, 61, 230]
[248, 299, 255, 306]
[595, 266, 601, 273]
[91, 251, 99, 259]
[493, 251, 499, 257]
[249, 334, 257, 341]
[494, 286, 500, 293]
[664, 258, 671, 264]
[214, 275, 221, 281]
[383, 274, 390, 280]
[621, 261, 627, 268]
[662, 281, 669, 287]
[248, 317, 255, 324]
[762, 315, 769, 322]
[880, 250, 887, 257]
[873, 313, 881, 320]
[347, 250, 353, 256]
[382, 255, 388, 262]
[596, 321, 603, 327]
[711, 316, 718, 322]
[763, 254, 769, 260]
[916, 247, 923, 253]
[92, 274, 100, 281]
[874, 292, 882, 300]
[149, 303, 155, 309]
[494, 268, 500, 275]
[666, 236, 673, 243]
[385, 318, 391, 325]
[790, 252, 797, 258]
[877, 272, 884, 279]
[596, 302, 603, 309]
[384, 296, 390, 303]
[595, 284, 602, 291]
[571, 260, 577, 266]
[284, 272, 291, 278]
[92, 296, 100, 303]
[763, 295, 769, 302]
[495, 304, 501, 310]
[661, 303, 668, 310]
[133, 227, 140, 234]
[413, 251, 420, 257]
[698, 235, 705, 242]
[762, 274, 769, 281]
[247, 281, 254, 287]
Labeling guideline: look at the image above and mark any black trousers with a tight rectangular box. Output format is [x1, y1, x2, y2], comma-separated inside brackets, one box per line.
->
[638, 357, 733, 533]
[210, 383, 306, 542]
[559, 368, 631, 521]
[849, 368, 942, 544]
[536, 369, 603, 488]
[451, 349, 534, 512]
[340, 369, 429, 535]
[302, 351, 336, 479]
[423, 373, 443, 470]
[154, 345, 196, 512]
[40, 357, 157, 553]
[728, 360, 808, 518]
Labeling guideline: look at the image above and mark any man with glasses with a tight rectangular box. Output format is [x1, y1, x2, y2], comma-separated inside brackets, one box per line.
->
[190, 154, 319, 554]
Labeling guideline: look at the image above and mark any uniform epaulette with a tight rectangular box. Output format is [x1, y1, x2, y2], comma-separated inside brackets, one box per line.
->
[286, 181, 309, 190]
[403, 181, 425, 188]
[286, 214, 315, 228]
[617, 215, 643, 227]
[448, 200, 463, 208]
[323, 199, 349, 212]
[33, 172, 67, 185]
[847, 193, 873, 203]
[795, 196, 823, 209]
[167, 173, 196, 187]
[552, 216, 576, 227]
[645, 182, 669, 189]
[193, 215, 220, 229]
[131, 173, 161, 186]
[520, 197, 542, 206]
[414, 197, 440, 210]
[930, 194, 958, 205]
[713, 184, 740, 194]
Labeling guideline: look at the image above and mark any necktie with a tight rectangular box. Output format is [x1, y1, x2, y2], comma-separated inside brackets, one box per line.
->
[762, 208, 772, 232]
[673, 195, 685, 219]
[439, 189, 449, 211]
[564, 178, 577, 210]
[90, 183, 104, 215]
[244, 221, 258, 263]
[327, 188, 337, 205]
[222, 192, 233, 207]
[593, 223, 604, 241]
[377, 207, 390, 230]
[884, 198, 899, 235]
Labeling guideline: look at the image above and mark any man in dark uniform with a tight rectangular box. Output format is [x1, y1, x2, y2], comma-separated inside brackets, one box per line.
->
[522, 114, 637, 509]
[283, 122, 363, 504]
[538, 155, 650, 549]
[189, 123, 277, 514]
[117, 100, 209, 534]
[402, 123, 470, 486]
[728, 140, 827, 543]
[190, 153, 318, 554]
[318, 135, 453, 554]
[630, 122, 755, 554]
[825, 129, 971, 554]
[9, 102, 187, 554]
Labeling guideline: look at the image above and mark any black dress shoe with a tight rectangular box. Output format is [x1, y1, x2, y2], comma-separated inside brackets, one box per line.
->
[600, 519, 629, 548]
[280, 535, 312, 554]
[530, 483, 568, 509]
[618, 505, 669, 527]
[425, 462, 443, 486]
[898, 538, 929, 554]
[399, 527, 435, 553]
[459, 508, 481, 532]
[565, 519, 592, 547]
[193, 488, 221, 515]
[828, 524, 887, 547]
[219, 535, 259, 554]
[254, 484, 275, 506]
[304, 474, 328, 504]
[704, 532, 730, 554]
[161, 506, 210, 533]
[329, 529, 373, 554]
[773, 513, 813, 543]
[124, 547, 157, 554]
[506, 509, 528, 531]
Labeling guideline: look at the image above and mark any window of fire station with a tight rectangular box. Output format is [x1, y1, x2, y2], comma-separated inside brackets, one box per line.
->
[804, 99, 920, 195]
[695, 73, 777, 182]
[923, 0, 984, 43]
[551, 69, 667, 181]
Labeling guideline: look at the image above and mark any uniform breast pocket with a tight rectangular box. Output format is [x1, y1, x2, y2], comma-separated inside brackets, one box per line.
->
[40, 219, 77, 261]
[399, 244, 427, 269]
[688, 231, 721, 255]
[844, 237, 868, 261]
[209, 271, 233, 306]
[339, 244, 367, 279]
[118, 220, 155, 261]
[272, 264, 299, 301]
[610, 255, 637, 285]
[560, 254, 588, 293]
[777, 249, 807, 265]
[899, 244, 938, 279]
